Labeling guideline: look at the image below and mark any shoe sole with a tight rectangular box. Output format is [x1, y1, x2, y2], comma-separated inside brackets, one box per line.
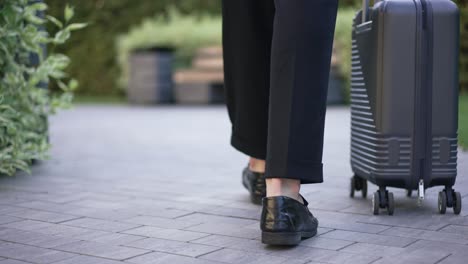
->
[261, 230, 317, 246]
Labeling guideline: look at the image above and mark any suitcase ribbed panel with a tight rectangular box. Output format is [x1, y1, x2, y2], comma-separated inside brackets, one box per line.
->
[350, 38, 412, 178]
[431, 138, 458, 177]
[351, 25, 458, 187]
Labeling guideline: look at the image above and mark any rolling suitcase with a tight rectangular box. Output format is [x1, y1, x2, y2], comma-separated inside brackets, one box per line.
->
[349, 0, 461, 215]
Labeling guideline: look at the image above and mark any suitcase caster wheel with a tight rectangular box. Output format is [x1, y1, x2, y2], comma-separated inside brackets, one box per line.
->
[372, 189, 394, 215]
[406, 190, 412, 197]
[453, 192, 462, 215]
[438, 191, 447, 214]
[362, 180, 368, 199]
[372, 192, 379, 215]
[439, 188, 462, 215]
[387, 192, 395, 215]
[350, 177, 355, 198]
[350, 175, 367, 199]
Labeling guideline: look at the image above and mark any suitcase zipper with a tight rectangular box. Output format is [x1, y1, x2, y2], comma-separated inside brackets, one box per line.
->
[412, 0, 434, 204]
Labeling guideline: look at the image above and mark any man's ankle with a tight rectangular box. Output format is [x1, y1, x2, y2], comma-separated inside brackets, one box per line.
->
[249, 157, 266, 173]
[266, 178, 303, 204]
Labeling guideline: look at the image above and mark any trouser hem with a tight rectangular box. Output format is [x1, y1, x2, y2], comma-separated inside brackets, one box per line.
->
[231, 134, 267, 160]
[265, 160, 323, 185]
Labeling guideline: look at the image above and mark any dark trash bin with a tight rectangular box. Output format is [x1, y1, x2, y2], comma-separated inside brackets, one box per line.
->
[128, 47, 175, 104]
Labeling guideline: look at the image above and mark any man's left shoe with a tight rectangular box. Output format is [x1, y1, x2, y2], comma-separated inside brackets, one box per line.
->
[242, 166, 266, 205]
[260, 195, 318, 246]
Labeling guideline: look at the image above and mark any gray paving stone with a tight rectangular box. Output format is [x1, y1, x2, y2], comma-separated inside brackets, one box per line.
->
[319, 219, 390, 234]
[265, 245, 337, 261]
[0, 206, 25, 215]
[0, 216, 21, 226]
[439, 224, 468, 236]
[339, 242, 406, 257]
[185, 223, 259, 239]
[380, 226, 468, 244]
[0, 228, 79, 248]
[51, 255, 126, 264]
[15, 201, 84, 214]
[199, 248, 288, 264]
[6, 209, 79, 223]
[372, 248, 450, 264]
[128, 208, 193, 219]
[438, 253, 468, 264]
[191, 235, 270, 253]
[0, 259, 34, 264]
[88, 232, 146, 246]
[60, 217, 140, 232]
[30, 222, 110, 239]
[122, 215, 201, 229]
[192, 234, 255, 247]
[53, 240, 150, 260]
[311, 250, 380, 264]
[1, 106, 467, 263]
[175, 213, 258, 226]
[64, 207, 140, 221]
[125, 251, 223, 264]
[197, 206, 260, 220]
[320, 230, 417, 247]
[0, 219, 53, 231]
[65, 199, 126, 210]
[300, 237, 355, 250]
[123, 237, 220, 257]
[356, 213, 451, 231]
[123, 226, 209, 242]
[399, 239, 468, 263]
[0, 242, 76, 263]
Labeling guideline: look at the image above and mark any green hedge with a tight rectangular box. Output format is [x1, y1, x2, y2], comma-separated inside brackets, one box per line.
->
[46, 0, 221, 96]
[0, 1, 82, 175]
[459, 0, 468, 92]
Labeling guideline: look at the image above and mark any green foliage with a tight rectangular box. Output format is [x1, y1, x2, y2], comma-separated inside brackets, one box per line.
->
[46, 0, 222, 96]
[116, 10, 221, 90]
[458, 0, 468, 92]
[0, 0, 83, 175]
[334, 8, 357, 104]
[460, 94, 468, 149]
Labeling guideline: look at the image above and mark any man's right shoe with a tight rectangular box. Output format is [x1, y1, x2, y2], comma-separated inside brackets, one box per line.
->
[242, 166, 266, 205]
[260, 195, 318, 246]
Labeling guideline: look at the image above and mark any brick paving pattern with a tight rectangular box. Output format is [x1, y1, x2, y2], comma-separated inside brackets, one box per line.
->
[0, 105, 467, 264]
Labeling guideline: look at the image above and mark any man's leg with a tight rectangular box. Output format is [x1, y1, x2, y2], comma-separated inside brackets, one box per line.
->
[260, 0, 339, 246]
[222, 0, 275, 161]
[266, 0, 339, 186]
[222, 0, 276, 204]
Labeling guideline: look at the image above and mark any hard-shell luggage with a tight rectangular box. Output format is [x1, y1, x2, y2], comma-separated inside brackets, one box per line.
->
[349, 0, 461, 215]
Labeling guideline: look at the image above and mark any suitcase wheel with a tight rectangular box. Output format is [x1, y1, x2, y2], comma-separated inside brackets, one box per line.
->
[350, 175, 368, 199]
[406, 190, 412, 198]
[438, 191, 447, 214]
[438, 189, 462, 215]
[372, 189, 394, 216]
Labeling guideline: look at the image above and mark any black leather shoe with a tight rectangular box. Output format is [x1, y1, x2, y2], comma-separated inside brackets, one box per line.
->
[242, 166, 266, 205]
[260, 195, 318, 246]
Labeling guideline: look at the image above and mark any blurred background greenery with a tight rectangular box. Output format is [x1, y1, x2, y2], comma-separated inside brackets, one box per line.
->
[46, 0, 467, 97]
[46, 0, 467, 147]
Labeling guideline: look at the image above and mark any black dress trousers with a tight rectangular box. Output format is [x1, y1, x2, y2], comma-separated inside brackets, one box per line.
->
[222, 0, 339, 184]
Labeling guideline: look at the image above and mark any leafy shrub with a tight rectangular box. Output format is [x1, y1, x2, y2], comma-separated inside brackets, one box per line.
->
[334, 8, 357, 103]
[116, 10, 221, 90]
[0, 0, 84, 175]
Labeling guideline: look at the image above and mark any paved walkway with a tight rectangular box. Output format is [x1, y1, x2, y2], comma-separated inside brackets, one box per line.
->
[0, 105, 467, 264]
